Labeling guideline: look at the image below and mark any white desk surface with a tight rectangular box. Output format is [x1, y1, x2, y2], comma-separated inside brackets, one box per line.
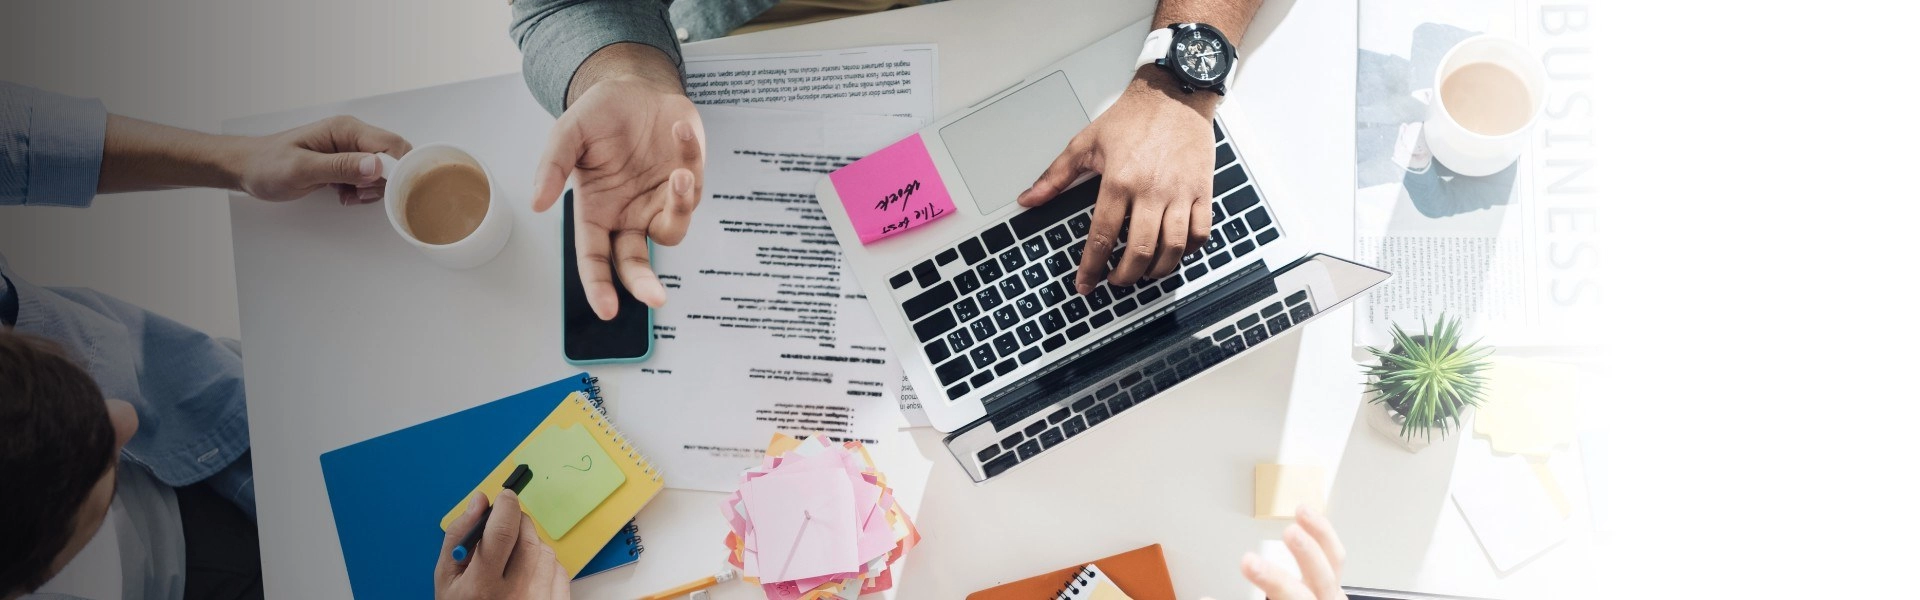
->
[225, 0, 1584, 597]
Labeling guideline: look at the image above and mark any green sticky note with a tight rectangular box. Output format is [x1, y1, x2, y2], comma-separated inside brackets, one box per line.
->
[514, 424, 625, 539]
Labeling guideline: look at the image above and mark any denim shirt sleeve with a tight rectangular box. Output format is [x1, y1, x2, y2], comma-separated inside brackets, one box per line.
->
[0, 256, 250, 489]
[1, 82, 107, 207]
[511, 0, 684, 117]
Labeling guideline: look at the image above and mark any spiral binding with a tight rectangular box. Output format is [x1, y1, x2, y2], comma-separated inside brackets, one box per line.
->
[572, 377, 662, 484]
[1054, 566, 1096, 600]
[620, 521, 645, 557]
[579, 375, 605, 411]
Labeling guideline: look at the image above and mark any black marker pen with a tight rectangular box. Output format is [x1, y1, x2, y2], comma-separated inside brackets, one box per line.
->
[451, 463, 533, 563]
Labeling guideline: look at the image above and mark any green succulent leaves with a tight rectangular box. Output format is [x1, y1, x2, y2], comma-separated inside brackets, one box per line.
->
[1364, 315, 1494, 441]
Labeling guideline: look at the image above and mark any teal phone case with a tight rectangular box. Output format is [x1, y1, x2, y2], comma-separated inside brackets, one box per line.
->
[562, 191, 655, 365]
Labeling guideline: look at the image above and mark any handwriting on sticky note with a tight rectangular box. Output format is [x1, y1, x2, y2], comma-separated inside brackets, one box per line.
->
[514, 424, 625, 539]
[875, 180, 948, 238]
[830, 133, 956, 244]
[875, 180, 920, 213]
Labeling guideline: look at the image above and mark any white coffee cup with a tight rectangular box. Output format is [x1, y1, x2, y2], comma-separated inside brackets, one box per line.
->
[378, 143, 512, 269]
[1424, 35, 1548, 177]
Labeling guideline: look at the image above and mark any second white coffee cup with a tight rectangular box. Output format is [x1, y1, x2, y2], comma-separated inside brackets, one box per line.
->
[379, 143, 512, 269]
[1424, 35, 1548, 177]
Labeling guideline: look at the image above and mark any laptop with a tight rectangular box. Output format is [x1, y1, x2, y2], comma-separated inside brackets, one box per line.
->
[815, 18, 1390, 482]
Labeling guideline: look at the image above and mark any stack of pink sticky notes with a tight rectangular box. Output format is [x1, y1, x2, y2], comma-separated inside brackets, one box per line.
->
[722, 433, 920, 600]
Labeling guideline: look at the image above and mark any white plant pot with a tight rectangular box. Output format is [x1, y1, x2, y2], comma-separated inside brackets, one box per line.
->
[1365, 395, 1432, 453]
[1362, 388, 1470, 453]
[1364, 336, 1468, 454]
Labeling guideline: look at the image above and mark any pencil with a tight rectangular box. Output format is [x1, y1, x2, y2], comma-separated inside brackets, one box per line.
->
[636, 569, 736, 600]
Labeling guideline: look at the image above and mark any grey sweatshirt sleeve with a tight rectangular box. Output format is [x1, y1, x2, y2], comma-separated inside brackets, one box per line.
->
[511, 0, 685, 117]
[0, 82, 107, 207]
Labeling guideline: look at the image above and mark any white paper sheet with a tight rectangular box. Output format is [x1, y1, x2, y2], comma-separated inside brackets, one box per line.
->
[681, 45, 938, 428]
[1450, 437, 1569, 571]
[618, 105, 923, 492]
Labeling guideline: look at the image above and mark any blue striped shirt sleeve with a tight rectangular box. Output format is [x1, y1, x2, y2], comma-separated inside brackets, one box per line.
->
[1, 82, 107, 208]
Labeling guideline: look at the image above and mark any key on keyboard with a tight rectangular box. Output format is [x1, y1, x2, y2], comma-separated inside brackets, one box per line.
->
[898, 121, 1285, 401]
[993, 306, 1019, 329]
[999, 247, 1025, 272]
[959, 238, 987, 264]
[1213, 165, 1247, 196]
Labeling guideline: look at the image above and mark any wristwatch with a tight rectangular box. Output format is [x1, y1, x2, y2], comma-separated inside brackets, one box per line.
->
[1135, 23, 1238, 95]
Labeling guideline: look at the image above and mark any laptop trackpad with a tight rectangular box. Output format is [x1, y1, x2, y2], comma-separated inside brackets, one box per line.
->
[940, 71, 1090, 215]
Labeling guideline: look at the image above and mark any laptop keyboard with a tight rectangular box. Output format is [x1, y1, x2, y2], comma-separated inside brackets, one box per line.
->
[972, 289, 1316, 479]
[889, 122, 1284, 401]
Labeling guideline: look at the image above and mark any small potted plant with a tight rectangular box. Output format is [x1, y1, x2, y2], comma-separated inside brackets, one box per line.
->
[1362, 315, 1493, 452]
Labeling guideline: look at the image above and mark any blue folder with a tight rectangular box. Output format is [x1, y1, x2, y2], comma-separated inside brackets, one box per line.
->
[319, 373, 638, 599]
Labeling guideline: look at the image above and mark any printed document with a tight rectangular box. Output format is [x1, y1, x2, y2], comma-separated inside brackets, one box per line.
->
[682, 45, 937, 427]
[614, 105, 922, 492]
[686, 45, 937, 125]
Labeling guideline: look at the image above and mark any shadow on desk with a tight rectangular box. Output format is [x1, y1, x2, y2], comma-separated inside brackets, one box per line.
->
[1241, 0, 1301, 56]
[890, 331, 1312, 598]
[1329, 410, 1459, 587]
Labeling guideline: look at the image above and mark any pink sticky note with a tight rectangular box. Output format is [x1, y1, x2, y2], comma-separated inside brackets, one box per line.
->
[792, 572, 857, 594]
[852, 476, 894, 562]
[743, 468, 859, 583]
[829, 133, 956, 244]
[862, 566, 894, 594]
[721, 494, 745, 533]
[761, 580, 807, 600]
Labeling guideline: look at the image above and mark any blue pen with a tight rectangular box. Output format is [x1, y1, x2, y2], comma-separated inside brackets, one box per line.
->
[452, 464, 534, 562]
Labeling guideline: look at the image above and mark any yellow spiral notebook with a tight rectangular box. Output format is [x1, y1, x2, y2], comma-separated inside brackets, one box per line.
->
[1057, 564, 1135, 600]
[438, 391, 663, 576]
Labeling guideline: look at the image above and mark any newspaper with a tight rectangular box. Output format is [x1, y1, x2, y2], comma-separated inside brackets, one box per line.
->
[1354, 0, 1600, 347]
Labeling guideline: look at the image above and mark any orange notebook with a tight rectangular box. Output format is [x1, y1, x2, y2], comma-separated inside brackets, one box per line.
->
[966, 544, 1176, 600]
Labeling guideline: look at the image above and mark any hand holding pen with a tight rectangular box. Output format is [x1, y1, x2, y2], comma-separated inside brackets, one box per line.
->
[434, 485, 571, 600]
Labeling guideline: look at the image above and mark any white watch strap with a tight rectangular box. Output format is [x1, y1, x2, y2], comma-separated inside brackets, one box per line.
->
[1136, 26, 1234, 93]
[1136, 27, 1173, 71]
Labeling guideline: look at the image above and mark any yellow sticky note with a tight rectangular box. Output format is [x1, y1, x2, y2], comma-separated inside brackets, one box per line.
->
[1528, 458, 1574, 519]
[1253, 464, 1326, 520]
[1474, 357, 1580, 457]
[765, 432, 807, 456]
[1085, 579, 1137, 600]
[514, 424, 625, 539]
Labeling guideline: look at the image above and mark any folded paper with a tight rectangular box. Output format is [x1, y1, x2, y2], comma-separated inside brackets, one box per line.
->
[722, 433, 920, 599]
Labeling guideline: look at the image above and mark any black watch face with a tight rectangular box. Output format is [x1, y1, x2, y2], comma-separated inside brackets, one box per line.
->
[1173, 27, 1229, 83]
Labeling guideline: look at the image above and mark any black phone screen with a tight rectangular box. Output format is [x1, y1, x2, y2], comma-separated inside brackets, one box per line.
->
[563, 191, 653, 363]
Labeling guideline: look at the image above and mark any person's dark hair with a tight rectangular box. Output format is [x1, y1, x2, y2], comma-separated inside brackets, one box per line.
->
[0, 333, 117, 596]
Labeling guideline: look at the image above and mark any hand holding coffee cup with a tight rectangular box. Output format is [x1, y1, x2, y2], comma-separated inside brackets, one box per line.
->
[228, 115, 412, 205]
[1423, 35, 1549, 176]
[379, 144, 513, 269]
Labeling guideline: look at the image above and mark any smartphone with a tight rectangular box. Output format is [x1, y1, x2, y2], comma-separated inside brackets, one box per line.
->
[562, 191, 654, 364]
